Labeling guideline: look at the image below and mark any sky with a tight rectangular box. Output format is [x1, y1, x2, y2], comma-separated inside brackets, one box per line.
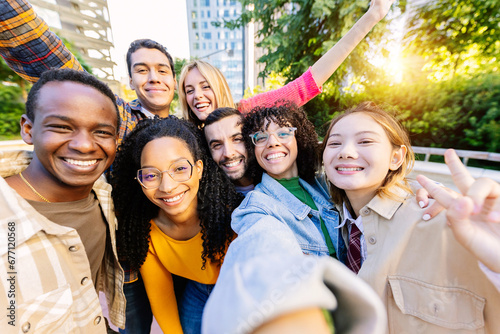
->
[106, 0, 190, 81]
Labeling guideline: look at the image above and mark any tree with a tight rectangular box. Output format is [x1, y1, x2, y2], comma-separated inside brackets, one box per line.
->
[404, 0, 500, 80]
[227, 0, 392, 87]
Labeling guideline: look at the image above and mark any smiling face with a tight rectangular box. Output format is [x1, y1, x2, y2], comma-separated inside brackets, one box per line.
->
[204, 115, 250, 185]
[323, 112, 405, 204]
[21, 81, 118, 196]
[254, 120, 298, 180]
[129, 48, 176, 117]
[184, 67, 217, 121]
[140, 136, 203, 221]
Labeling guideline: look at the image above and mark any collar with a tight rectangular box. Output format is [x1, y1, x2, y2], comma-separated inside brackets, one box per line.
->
[256, 173, 334, 220]
[338, 203, 364, 232]
[128, 99, 142, 111]
[364, 187, 409, 220]
[0, 150, 116, 250]
[140, 106, 156, 119]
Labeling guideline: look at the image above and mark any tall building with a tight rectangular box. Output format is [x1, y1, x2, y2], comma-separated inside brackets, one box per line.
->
[186, 0, 246, 100]
[30, 0, 118, 91]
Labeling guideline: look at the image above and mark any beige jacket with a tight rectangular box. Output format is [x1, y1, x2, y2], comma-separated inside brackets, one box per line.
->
[356, 187, 500, 333]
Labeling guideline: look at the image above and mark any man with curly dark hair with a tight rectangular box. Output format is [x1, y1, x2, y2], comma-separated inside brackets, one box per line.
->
[1, 68, 125, 332]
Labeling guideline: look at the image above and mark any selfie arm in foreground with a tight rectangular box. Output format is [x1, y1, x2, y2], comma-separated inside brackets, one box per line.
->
[417, 149, 500, 286]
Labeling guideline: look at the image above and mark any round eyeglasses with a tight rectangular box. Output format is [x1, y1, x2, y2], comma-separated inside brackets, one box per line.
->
[136, 159, 194, 189]
[249, 127, 297, 146]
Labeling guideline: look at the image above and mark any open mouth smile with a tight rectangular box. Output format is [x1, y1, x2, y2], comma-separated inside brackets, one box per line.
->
[336, 167, 363, 171]
[63, 158, 99, 167]
[266, 153, 286, 161]
[160, 191, 186, 204]
[223, 158, 243, 169]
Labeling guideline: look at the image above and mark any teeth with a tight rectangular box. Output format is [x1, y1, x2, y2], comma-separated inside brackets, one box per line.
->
[266, 153, 286, 161]
[337, 167, 363, 171]
[224, 160, 241, 168]
[65, 158, 98, 167]
[162, 193, 184, 203]
[196, 103, 210, 109]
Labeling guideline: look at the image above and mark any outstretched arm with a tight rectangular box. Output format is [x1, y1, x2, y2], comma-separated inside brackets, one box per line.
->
[417, 149, 500, 273]
[238, 0, 395, 113]
[0, 0, 82, 83]
[310, 0, 395, 86]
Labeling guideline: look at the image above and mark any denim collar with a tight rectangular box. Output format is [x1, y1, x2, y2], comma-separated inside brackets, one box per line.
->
[255, 173, 335, 220]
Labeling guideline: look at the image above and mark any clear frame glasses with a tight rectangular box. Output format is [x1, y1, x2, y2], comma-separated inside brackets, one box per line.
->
[249, 127, 297, 147]
[136, 159, 194, 189]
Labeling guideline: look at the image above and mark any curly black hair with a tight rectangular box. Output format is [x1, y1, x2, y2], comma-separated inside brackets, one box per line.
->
[242, 101, 320, 184]
[110, 116, 243, 271]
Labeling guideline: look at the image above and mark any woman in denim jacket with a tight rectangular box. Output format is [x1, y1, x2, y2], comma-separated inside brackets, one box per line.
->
[202, 102, 386, 334]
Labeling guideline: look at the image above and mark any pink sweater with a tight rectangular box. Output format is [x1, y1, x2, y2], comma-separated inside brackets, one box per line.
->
[237, 68, 322, 114]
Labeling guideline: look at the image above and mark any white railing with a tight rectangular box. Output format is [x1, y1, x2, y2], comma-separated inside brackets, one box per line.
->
[413, 146, 500, 166]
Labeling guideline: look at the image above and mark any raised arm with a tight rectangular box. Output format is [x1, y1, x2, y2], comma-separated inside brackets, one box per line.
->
[0, 0, 82, 83]
[238, 0, 395, 114]
[310, 0, 395, 86]
[417, 149, 500, 274]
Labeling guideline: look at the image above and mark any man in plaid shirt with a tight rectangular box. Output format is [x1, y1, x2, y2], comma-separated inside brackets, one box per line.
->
[0, 1, 177, 332]
[0, 68, 126, 333]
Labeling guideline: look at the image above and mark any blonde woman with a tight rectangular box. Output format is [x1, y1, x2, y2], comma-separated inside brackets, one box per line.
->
[178, 0, 396, 126]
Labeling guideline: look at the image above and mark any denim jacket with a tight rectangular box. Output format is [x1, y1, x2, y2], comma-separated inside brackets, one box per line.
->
[232, 173, 341, 256]
[202, 173, 386, 334]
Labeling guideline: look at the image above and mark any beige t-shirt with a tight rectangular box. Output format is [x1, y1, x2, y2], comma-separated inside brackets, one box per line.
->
[28, 192, 107, 286]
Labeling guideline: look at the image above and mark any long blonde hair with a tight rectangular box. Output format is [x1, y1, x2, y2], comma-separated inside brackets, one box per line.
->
[178, 60, 234, 126]
[321, 101, 415, 205]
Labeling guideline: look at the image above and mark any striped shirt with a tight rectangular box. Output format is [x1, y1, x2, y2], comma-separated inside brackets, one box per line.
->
[0, 150, 126, 332]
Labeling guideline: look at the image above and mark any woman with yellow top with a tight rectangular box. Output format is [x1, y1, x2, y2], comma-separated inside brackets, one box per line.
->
[110, 116, 242, 333]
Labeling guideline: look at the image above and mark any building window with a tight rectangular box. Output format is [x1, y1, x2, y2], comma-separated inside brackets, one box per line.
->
[202, 32, 212, 39]
[207, 10, 210, 18]
[201, 10, 204, 18]
[202, 21, 208, 29]
[224, 9, 229, 17]
[192, 22, 198, 29]
[191, 11, 197, 19]
[195, 33, 199, 40]
[201, 0, 210, 6]
[193, 0, 197, 6]
[194, 43, 199, 50]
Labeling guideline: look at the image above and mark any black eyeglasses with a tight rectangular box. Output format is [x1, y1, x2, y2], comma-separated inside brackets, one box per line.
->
[249, 127, 297, 146]
[136, 160, 194, 189]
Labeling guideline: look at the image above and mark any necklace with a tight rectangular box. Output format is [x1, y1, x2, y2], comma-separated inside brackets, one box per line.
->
[19, 172, 51, 203]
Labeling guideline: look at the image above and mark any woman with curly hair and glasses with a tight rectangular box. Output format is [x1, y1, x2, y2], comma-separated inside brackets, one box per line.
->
[110, 116, 242, 334]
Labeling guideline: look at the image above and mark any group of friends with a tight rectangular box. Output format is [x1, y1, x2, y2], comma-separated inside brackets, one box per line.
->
[1, 0, 499, 333]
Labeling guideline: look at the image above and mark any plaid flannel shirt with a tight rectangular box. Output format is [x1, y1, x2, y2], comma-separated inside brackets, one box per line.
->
[0, 150, 126, 331]
[0, 0, 146, 148]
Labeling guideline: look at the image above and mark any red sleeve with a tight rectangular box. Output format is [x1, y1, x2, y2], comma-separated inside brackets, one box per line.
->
[237, 67, 322, 114]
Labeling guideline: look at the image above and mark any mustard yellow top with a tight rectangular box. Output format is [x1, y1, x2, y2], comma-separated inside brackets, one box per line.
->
[140, 220, 222, 333]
